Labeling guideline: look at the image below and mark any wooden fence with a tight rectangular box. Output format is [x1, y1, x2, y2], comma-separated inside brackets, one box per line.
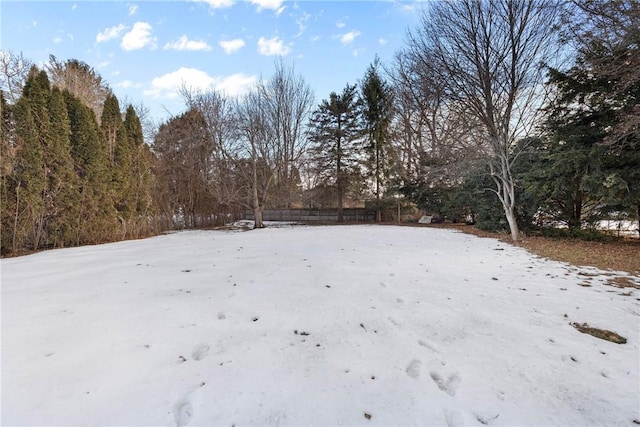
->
[243, 208, 376, 223]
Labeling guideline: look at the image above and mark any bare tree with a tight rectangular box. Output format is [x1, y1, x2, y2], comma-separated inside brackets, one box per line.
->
[182, 85, 275, 229]
[181, 62, 314, 229]
[234, 89, 272, 228]
[47, 55, 110, 122]
[258, 60, 315, 207]
[0, 50, 33, 104]
[390, 47, 474, 188]
[418, 0, 560, 240]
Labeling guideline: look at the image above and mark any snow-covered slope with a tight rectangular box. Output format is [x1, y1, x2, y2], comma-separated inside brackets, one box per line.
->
[2, 225, 638, 426]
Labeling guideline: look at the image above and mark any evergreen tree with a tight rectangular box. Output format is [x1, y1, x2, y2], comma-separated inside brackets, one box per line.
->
[307, 84, 362, 221]
[12, 95, 45, 250]
[47, 87, 80, 247]
[361, 58, 394, 222]
[65, 91, 117, 244]
[101, 93, 134, 228]
[10, 67, 56, 250]
[537, 58, 639, 229]
[124, 104, 154, 237]
[1, 91, 18, 253]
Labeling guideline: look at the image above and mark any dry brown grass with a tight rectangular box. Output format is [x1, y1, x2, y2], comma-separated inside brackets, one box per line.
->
[428, 223, 640, 275]
[571, 322, 627, 344]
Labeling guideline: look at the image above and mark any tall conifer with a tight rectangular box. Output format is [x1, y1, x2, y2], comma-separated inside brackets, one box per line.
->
[361, 58, 394, 222]
[308, 84, 362, 221]
[13, 96, 45, 249]
[101, 94, 133, 226]
[1, 91, 17, 253]
[47, 87, 80, 247]
[65, 91, 117, 244]
[124, 104, 154, 235]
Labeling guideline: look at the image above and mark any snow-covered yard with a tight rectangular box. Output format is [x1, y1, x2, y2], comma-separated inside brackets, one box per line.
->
[2, 225, 639, 426]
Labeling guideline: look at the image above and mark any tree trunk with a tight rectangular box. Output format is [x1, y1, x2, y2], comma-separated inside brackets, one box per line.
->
[251, 147, 264, 229]
[337, 125, 343, 222]
[491, 158, 520, 241]
[375, 135, 381, 223]
[504, 205, 519, 242]
[337, 181, 344, 222]
[12, 182, 20, 252]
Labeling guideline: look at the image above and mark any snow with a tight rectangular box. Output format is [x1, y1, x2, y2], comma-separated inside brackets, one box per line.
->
[2, 225, 639, 426]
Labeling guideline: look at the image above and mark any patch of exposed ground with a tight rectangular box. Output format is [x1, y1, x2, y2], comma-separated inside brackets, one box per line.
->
[427, 223, 640, 275]
[571, 322, 627, 344]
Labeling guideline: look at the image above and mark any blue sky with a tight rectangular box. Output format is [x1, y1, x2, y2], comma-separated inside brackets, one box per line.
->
[2, 0, 425, 123]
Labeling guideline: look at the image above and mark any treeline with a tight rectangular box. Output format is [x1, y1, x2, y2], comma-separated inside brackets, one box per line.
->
[1, 59, 154, 254]
[153, 58, 394, 229]
[392, 0, 639, 238]
[152, 0, 638, 240]
[1, 0, 638, 255]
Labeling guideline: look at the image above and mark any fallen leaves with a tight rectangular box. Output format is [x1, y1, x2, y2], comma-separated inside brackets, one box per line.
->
[571, 322, 627, 344]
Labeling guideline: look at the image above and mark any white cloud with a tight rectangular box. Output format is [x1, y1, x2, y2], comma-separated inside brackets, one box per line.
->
[128, 4, 138, 15]
[53, 36, 63, 44]
[144, 67, 255, 99]
[194, 0, 235, 9]
[340, 30, 360, 45]
[164, 35, 213, 51]
[399, 3, 416, 13]
[121, 22, 156, 51]
[96, 24, 126, 44]
[219, 38, 245, 54]
[71, 4, 77, 10]
[379, 37, 388, 45]
[251, 0, 285, 14]
[215, 73, 257, 96]
[97, 61, 111, 69]
[115, 80, 142, 89]
[336, 20, 346, 29]
[145, 67, 216, 99]
[295, 11, 311, 37]
[257, 36, 291, 56]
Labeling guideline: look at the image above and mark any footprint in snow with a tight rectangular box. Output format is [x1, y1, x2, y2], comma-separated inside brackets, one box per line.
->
[387, 316, 401, 326]
[475, 411, 500, 425]
[443, 408, 465, 427]
[430, 370, 462, 396]
[174, 401, 193, 427]
[418, 339, 440, 353]
[192, 344, 210, 361]
[406, 359, 421, 378]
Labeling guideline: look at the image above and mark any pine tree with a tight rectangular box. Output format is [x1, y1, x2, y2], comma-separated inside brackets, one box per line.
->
[361, 58, 394, 222]
[308, 84, 362, 221]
